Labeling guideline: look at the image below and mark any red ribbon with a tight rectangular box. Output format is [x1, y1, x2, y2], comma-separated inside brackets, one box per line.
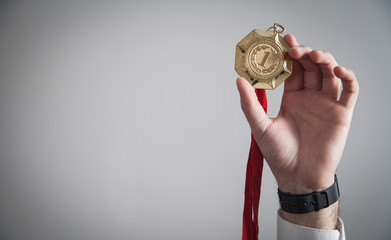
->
[242, 89, 267, 240]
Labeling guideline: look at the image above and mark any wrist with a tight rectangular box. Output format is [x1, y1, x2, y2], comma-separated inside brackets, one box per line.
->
[276, 173, 335, 194]
[278, 175, 340, 230]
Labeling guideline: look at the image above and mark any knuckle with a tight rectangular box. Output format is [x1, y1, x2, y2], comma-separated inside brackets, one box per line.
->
[323, 51, 336, 63]
[301, 45, 312, 51]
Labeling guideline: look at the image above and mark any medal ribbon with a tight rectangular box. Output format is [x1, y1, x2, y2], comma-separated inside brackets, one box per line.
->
[242, 89, 267, 240]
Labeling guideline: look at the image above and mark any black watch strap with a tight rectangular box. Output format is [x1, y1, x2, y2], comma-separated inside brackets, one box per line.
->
[278, 175, 340, 214]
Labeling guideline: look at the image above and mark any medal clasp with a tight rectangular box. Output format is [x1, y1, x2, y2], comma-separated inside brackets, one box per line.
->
[267, 23, 285, 34]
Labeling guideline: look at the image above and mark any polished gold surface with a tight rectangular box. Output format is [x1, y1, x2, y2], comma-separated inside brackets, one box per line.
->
[235, 23, 292, 89]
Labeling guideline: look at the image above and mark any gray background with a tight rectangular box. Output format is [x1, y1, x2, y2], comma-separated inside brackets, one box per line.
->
[0, 0, 390, 239]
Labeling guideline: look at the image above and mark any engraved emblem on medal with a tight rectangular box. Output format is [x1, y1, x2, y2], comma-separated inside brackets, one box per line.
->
[235, 23, 292, 89]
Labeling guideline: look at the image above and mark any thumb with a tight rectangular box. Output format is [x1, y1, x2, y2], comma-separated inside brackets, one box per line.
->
[236, 77, 270, 138]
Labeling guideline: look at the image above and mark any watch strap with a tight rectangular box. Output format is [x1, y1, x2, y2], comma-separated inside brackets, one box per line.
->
[278, 175, 340, 214]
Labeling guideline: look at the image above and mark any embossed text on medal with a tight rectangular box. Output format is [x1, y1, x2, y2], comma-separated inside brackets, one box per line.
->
[245, 39, 283, 80]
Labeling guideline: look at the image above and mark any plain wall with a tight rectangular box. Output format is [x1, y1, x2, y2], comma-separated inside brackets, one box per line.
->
[0, 0, 390, 239]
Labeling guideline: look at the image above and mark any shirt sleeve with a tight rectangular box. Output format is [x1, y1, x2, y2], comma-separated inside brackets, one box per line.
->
[277, 210, 345, 240]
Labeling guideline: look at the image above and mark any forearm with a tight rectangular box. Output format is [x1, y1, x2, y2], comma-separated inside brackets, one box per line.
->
[281, 201, 339, 230]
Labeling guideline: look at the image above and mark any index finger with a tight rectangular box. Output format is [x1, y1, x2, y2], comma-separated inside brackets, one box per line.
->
[284, 34, 299, 47]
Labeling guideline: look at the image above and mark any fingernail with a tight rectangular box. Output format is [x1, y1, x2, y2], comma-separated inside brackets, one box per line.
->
[317, 50, 324, 55]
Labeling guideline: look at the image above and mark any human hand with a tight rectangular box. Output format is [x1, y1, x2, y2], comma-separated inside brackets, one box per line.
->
[237, 34, 359, 229]
[237, 34, 359, 193]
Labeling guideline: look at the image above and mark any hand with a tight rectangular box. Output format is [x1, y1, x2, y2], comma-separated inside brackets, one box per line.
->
[237, 34, 359, 229]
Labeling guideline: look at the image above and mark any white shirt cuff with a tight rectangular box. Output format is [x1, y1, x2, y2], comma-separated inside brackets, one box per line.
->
[277, 210, 345, 240]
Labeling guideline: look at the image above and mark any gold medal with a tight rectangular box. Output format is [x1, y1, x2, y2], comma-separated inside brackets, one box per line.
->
[235, 23, 292, 89]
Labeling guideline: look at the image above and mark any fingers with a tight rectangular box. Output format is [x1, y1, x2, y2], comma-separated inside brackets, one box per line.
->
[309, 50, 340, 98]
[284, 34, 299, 47]
[283, 59, 304, 92]
[283, 34, 304, 92]
[282, 35, 358, 108]
[236, 77, 271, 136]
[334, 66, 359, 108]
[289, 46, 322, 90]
